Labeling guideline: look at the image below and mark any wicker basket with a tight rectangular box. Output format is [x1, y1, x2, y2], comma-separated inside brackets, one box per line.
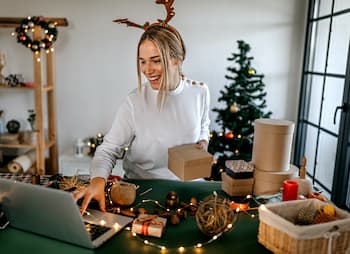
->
[258, 199, 350, 254]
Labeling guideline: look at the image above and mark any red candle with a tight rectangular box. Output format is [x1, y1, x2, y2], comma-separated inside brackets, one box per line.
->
[282, 180, 299, 201]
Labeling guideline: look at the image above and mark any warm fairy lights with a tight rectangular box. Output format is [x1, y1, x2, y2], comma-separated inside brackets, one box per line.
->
[102, 193, 242, 252]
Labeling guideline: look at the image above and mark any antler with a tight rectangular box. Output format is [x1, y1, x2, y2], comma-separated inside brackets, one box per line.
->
[156, 0, 175, 23]
[114, 0, 176, 30]
[113, 18, 150, 29]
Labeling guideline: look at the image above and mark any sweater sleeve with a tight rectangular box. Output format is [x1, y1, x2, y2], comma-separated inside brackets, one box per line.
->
[90, 97, 135, 181]
[199, 83, 211, 142]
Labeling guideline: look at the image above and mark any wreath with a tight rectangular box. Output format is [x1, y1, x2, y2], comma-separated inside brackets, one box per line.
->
[14, 16, 58, 53]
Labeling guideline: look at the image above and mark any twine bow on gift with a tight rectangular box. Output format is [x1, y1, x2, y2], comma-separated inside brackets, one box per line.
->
[135, 215, 165, 236]
[323, 226, 341, 254]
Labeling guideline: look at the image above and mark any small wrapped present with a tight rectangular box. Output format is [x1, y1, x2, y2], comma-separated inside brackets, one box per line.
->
[131, 214, 167, 238]
[225, 160, 254, 179]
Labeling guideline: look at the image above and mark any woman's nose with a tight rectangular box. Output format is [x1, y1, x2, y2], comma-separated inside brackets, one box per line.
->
[144, 62, 153, 74]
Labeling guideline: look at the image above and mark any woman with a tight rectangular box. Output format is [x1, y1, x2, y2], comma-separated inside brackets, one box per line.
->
[75, 26, 210, 213]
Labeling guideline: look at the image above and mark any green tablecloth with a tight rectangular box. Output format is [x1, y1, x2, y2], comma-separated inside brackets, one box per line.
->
[0, 179, 272, 254]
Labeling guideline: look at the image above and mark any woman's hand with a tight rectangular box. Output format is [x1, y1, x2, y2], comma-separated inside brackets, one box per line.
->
[72, 177, 106, 214]
[195, 139, 208, 151]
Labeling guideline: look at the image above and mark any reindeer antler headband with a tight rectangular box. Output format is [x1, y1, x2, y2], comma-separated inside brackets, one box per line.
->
[113, 0, 176, 32]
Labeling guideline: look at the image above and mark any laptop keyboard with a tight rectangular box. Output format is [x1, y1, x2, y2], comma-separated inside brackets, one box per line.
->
[84, 222, 111, 241]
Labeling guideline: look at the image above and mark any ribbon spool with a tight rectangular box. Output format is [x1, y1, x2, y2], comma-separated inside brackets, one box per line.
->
[109, 181, 137, 206]
[7, 150, 36, 174]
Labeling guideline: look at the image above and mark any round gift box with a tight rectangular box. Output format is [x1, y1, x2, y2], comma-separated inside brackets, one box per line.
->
[253, 164, 298, 196]
[252, 118, 295, 172]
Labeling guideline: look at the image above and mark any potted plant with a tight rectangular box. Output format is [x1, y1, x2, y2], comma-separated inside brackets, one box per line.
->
[27, 109, 36, 131]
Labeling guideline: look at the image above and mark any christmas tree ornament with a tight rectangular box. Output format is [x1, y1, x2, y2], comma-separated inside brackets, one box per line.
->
[230, 103, 240, 113]
[225, 132, 234, 139]
[248, 68, 255, 75]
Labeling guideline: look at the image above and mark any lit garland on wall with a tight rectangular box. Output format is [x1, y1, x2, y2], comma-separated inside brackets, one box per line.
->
[11, 16, 57, 61]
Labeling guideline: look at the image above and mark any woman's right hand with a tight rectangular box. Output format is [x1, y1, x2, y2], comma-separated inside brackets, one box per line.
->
[72, 177, 106, 215]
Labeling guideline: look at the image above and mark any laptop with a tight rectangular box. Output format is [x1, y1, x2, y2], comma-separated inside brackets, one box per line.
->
[0, 178, 133, 249]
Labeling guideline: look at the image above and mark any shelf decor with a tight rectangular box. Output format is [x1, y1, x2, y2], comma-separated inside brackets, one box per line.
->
[13, 16, 58, 53]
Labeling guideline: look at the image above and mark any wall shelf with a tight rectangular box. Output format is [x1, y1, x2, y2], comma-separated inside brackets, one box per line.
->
[0, 16, 68, 175]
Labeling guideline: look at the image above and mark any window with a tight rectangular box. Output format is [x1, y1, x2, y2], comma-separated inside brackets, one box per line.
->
[294, 0, 350, 210]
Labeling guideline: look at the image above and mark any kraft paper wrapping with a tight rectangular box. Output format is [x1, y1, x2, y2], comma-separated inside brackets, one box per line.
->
[252, 119, 295, 172]
[253, 164, 298, 196]
[131, 214, 167, 238]
[7, 150, 36, 174]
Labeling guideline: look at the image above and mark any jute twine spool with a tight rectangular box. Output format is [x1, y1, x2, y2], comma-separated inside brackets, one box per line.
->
[110, 181, 137, 206]
[195, 194, 237, 236]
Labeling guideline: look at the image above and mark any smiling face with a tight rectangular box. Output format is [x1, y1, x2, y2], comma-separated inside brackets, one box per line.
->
[138, 40, 163, 90]
[138, 39, 180, 90]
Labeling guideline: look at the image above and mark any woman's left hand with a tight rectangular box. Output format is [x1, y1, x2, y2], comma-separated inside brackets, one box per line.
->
[195, 139, 208, 150]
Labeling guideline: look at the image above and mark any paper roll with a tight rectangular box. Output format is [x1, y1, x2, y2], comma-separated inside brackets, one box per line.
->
[7, 150, 36, 174]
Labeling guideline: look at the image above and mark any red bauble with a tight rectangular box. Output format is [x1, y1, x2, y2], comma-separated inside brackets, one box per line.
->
[225, 132, 234, 139]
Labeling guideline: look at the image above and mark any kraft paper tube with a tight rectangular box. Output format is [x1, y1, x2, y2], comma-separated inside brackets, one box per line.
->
[252, 119, 295, 172]
[7, 150, 36, 174]
[253, 164, 298, 196]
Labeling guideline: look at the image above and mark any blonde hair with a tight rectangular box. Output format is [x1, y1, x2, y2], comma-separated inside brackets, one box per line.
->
[137, 26, 186, 109]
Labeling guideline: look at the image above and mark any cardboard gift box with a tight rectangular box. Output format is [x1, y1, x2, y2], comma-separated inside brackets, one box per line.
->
[221, 172, 254, 196]
[258, 199, 350, 254]
[131, 214, 167, 238]
[168, 144, 213, 181]
[225, 160, 255, 179]
[252, 118, 295, 172]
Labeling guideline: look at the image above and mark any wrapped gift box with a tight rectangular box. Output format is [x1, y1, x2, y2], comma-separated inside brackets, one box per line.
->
[131, 214, 167, 238]
[221, 172, 254, 196]
[258, 199, 350, 254]
[225, 160, 255, 179]
[168, 144, 213, 181]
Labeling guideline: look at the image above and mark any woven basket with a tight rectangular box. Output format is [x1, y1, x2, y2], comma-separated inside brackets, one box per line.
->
[258, 199, 350, 254]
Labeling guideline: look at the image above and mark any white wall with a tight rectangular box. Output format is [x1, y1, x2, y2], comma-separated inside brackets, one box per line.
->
[0, 0, 308, 155]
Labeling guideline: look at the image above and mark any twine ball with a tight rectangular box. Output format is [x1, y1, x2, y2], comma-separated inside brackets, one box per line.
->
[195, 195, 237, 236]
[110, 182, 137, 206]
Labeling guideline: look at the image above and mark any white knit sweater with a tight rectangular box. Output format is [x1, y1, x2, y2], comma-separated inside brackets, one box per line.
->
[90, 77, 210, 180]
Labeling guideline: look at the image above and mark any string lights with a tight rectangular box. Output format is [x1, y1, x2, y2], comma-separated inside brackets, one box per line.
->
[103, 192, 243, 252]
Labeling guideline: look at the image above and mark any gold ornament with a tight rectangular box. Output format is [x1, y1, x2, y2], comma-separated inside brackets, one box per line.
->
[230, 103, 240, 113]
[248, 69, 255, 75]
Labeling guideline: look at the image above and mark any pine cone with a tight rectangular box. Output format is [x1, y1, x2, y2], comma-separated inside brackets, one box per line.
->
[296, 205, 317, 225]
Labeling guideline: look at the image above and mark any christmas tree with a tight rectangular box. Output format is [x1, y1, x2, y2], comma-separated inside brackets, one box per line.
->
[208, 40, 272, 180]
